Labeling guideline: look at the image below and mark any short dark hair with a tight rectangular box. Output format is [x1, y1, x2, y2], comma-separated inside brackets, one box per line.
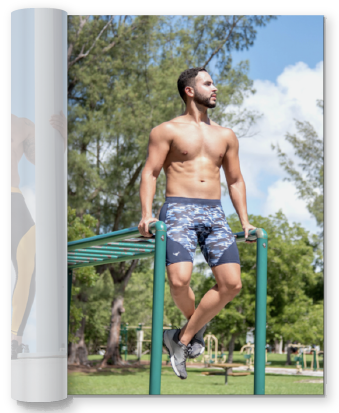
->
[177, 67, 207, 104]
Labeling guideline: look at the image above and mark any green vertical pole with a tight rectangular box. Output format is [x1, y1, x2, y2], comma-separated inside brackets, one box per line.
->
[125, 324, 128, 361]
[254, 229, 268, 395]
[149, 221, 167, 395]
[313, 350, 317, 371]
[67, 268, 73, 340]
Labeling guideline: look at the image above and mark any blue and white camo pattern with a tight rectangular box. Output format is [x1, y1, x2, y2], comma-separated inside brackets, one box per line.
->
[163, 202, 236, 267]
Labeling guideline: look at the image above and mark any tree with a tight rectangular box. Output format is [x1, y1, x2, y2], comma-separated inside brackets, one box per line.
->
[272, 99, 323, 302]
[195, 212, 323, 363]
[67, 206, 99, 365]
[67, 15, 277, 365]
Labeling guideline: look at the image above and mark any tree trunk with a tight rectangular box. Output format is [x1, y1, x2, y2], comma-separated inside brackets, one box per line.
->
[274, 336, 283, 354]
[285, 339, 292, 365]
[99, 288, 125, 368]
[226, 333, 239, 366]
[98, 260, 139, 368]
[68, 316, 89, 365]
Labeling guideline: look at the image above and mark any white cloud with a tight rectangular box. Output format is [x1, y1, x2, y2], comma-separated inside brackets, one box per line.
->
[223, 61, 323, 234]
[233, 60, 323, 182]
[264, 179, 318, 234]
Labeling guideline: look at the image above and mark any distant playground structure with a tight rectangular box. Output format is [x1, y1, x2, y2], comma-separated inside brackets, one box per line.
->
[203, 332, 226, 365]
[239, 342, 270, 370]
[288, 343, 324, 373]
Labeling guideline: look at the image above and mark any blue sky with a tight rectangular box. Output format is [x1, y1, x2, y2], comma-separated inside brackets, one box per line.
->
[231, 15, 324, 82]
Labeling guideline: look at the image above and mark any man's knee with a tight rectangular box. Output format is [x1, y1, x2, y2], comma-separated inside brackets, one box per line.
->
[219, 280, 242, 298]
[168, 273, 191, 294]
[167, 263, 192, 294]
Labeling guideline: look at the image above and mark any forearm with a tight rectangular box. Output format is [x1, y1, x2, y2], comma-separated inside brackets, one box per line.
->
[228, 178, 249, 226]
[140, 169, 157, 218]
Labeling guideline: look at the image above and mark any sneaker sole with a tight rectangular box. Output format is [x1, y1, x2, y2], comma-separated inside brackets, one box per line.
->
[163, 331, 186, 380]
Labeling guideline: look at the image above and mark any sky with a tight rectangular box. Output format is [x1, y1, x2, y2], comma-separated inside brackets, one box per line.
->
[11, 14, 324, 347]
[219, 15, 323, 238]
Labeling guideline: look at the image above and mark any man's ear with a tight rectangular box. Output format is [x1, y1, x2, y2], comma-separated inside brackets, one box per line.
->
[185, 86, 194, 99]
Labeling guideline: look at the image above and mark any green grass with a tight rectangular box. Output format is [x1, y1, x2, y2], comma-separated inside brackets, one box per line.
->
[87, 351, 323, 370]
[71, 351, 323, 395]
[68, 366, 323, 395]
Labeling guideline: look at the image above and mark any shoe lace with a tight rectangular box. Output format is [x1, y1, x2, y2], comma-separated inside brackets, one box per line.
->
[183, 343, 192, 360]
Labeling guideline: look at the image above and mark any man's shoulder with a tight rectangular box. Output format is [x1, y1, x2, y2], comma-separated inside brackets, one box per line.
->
[210, 121, 237, 139]
[151, 119, 181, 137]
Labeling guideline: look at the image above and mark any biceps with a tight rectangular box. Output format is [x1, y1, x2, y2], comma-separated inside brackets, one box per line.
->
[144, 140, 169, 178]
[223, 152, 242, 185]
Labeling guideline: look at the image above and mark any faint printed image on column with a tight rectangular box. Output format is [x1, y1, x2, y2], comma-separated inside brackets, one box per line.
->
[11, 112, 67, 360]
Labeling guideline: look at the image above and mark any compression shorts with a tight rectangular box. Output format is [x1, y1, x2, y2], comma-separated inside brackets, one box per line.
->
[159, 197, 240, 267]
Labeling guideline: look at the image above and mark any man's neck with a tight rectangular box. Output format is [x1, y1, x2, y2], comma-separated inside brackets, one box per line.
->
[183, 103, 210, 125]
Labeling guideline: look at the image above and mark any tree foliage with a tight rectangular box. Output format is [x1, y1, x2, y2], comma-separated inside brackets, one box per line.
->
[67, 206, 98, 343]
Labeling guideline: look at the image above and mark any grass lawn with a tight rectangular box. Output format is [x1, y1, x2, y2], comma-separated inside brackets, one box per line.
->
[68, 351, 324, 395]
[87, 351, 323, 370]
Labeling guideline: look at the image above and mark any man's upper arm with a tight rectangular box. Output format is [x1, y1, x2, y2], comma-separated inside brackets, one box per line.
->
[22, 118, 35, 164]
[222, 129, 243, 185]
[143, 124, 171, 178]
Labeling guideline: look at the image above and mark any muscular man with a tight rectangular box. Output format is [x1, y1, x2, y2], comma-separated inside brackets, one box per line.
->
[138, 67, 256, 379]
[11, 111, 66, 359]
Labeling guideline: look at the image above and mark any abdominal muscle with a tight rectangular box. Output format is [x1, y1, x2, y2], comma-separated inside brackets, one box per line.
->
[164, 158, 222, 199]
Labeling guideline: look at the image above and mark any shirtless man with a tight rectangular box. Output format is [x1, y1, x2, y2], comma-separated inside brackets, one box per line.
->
[11, 112, 66, 359]
[138, 67, 256, 379]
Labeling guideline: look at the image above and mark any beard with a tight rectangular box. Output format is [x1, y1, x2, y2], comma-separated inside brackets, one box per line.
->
[193, 89, 217, 109]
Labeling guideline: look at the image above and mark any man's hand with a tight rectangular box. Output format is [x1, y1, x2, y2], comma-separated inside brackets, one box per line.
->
[242, 222, 257, 244]
[138, 217, 159, 237]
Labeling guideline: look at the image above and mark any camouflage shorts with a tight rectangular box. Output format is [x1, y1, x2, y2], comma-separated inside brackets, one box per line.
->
[159, 197, 240, 267]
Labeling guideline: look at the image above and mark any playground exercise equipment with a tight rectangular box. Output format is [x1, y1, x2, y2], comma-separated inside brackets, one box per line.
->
[240, 343, 255, 370]
[287, 343, 309, 373]
[203, 332, 226, 366]
[239, 342, 270, 369]
[68, 225, 268, 395]
[310, 349, 323, 371]
[119, 323, 171, 361]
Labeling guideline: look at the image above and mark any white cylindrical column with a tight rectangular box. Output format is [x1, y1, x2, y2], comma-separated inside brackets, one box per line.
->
[11, 8, 67, 402]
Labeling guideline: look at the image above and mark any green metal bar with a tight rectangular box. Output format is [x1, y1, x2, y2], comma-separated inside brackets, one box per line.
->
[68, 226, 147, 251]
[149, 221, 167, 395]
[71, 249, 136, 257]
[234, 228, 260, 243]
[68, 251, 155, 269]
[126, 237, 155, 243]
[107, 241, 155, 249]
[68, 255, 105, 262]
[254, 228, 268, 395]
[85, 245, 154, 253]
[68, 252, 119, 259]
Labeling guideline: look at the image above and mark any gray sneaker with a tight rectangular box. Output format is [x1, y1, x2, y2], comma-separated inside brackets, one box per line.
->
[163, 329, 190, 379]
[189, 324, 207, 359]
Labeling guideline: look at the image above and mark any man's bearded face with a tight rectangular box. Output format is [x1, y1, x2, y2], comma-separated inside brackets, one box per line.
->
[193, 87, 217, 109]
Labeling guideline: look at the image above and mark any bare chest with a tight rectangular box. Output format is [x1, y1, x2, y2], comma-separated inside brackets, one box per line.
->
[167, 127, 226, 164]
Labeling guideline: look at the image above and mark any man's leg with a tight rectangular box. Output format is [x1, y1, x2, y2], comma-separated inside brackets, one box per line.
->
[166, 262, 195, 320]
[178, 263, 241, 345]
